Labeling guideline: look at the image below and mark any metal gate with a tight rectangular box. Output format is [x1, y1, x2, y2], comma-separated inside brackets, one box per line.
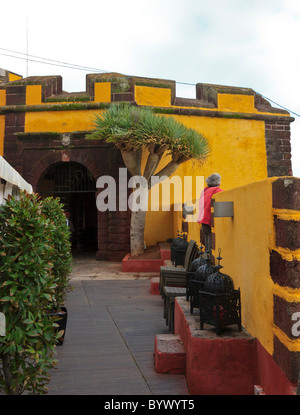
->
[41, 162, 95, 194]
[38, 162, 97, 252]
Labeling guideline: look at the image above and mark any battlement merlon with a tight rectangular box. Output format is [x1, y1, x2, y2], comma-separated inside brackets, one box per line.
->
[196, 83, 289, 115]
[0, 68, 22, 84]
[0, 71, 293, 120]
[0, 74, 63, 104]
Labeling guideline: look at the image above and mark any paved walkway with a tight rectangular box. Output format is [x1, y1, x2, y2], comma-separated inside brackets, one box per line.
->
[47, 253, 189, 395]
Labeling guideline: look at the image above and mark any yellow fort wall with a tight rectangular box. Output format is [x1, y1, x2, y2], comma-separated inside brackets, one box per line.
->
[1, 73, 298, 388]
[130, 83, 276, 245]
[2, 73, 293, 247]
[25, 109, 103, 133]
[212, 178, 300, 356]
[143, 113, 268, 245]
[8, 72, 22, 82]
[212, 179, 275, 353]
[0, 90, 5, 107]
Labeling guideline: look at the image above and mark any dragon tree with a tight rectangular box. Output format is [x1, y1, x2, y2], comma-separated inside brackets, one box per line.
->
[88, 104, 210, 256]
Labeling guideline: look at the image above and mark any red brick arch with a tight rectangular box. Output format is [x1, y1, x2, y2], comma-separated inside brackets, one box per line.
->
[21, 145, 130, 261]
[27, 151, 102, 193]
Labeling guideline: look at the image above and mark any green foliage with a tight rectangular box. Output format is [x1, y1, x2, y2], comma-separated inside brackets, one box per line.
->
[88, 103, 210, 161]
[41, 197, 72, 311]
[0, 192, 59, 394]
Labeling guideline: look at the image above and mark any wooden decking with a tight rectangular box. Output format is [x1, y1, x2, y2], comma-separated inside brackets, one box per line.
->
[47, 279, 189, 395]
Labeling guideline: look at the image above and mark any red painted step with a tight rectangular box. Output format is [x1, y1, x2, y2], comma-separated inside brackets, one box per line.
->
[154, 334, 186, 374]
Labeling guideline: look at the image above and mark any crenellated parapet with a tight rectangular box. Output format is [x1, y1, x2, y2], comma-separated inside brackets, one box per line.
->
[0, 71, 294, 178]
[0, 71, 292, 117]
[0, 70, 295, 260]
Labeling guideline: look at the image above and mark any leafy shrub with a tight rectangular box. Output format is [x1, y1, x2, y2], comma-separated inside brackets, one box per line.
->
[0, 192, 59, 395]
[41, 197, 72, 311]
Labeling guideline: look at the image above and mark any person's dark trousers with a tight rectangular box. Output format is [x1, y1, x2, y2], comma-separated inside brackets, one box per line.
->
[201, 223, 212, 254]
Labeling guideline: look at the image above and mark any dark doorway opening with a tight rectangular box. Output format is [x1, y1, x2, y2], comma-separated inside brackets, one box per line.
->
[38, 162, 97, 253]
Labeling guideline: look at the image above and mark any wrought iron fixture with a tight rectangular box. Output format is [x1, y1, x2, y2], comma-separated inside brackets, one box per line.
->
[198, 249, 242, 335]
[203, 250, 234, 294]
[186, 245, 206, 302]
[189, 245, 206, 272]
[188, 251, 214, 314]
[40, 162, 95, 194]
[196, 252, 215, 281]
[170, 231, 188, 266]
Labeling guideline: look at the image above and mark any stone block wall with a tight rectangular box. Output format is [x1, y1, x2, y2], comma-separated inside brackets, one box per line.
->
[211, 177, 300, 391]
[265, 121, 293, 177]
[271, 177, 300, 383]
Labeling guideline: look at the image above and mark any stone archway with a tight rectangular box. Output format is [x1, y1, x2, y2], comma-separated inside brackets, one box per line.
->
[27, 151, 103, 192]
[37, 161, 98, 253]
[20, 143, 130, 261]
[25, 148, 131, 260]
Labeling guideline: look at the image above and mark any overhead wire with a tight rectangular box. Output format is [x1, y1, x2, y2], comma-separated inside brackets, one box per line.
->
[255, 94, 300, 118]
[175, 80, 300, 118]
[1, 47, 299, 118]
[0, 47, 106, 72]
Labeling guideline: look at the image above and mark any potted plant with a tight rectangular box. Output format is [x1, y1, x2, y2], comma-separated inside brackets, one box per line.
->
[41, 197, 73, 345]
[0, 192, 59, 394]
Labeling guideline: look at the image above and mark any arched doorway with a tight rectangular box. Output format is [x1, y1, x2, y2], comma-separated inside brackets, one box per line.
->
[38, 162, 97, 253]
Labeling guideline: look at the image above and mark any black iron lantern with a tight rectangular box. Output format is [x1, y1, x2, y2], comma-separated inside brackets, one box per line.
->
[188, 251, 214, 314]
[198, 250, 242, 335]
[186, 245, 206, 302]
[171, 231, 188, 266]
[186, 245, 206, 301]
[189, 245, 206, 272]
[196, 252, 215, 281]
[203, 251, 234, 294]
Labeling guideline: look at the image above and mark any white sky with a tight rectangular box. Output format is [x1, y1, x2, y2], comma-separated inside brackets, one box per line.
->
[1, 0, 299, 176]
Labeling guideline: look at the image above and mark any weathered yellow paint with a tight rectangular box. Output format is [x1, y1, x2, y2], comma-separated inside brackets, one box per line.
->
[187, 221, 199, 242]
[144, 210, 173, 246]
[135, 85, 171, 107]
[146, 113, 267, 244]
[272, 208, 300, 221]
[134, 85, 285, 116]
[212, 179, 277, 355]
[94, 82, 111, 103]
[23, 89, 269, 248]
[13, 77, 288, 255]
[273, 325, 300, 352]
[166, 114, 268, 190]
[274, 247, 300, 262]
[8, 72, 22, 82]
[172, 210, 183, 239]
[0, 115, 5, 155]
[143, 151, 181, 245]
[217, 93, 256, 113]
[135, 84, 287, 120]
[26, 85, 42, 106]
[132, 111, 268, 246]
[25, 109, 103, 133]
[273, 283, 300, 303]
[0, 90, 5, 106]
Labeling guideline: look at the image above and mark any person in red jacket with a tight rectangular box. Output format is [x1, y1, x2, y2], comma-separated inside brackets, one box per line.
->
[197, 173, 223, 253]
